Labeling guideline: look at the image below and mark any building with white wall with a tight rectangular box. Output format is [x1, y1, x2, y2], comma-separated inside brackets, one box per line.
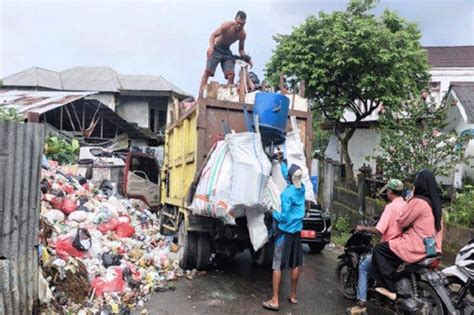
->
[323, 46, 474, 184]
[2, 66, 188, 140]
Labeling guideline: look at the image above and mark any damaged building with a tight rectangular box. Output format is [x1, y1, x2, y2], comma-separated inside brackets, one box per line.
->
[1, 66, 189, 137]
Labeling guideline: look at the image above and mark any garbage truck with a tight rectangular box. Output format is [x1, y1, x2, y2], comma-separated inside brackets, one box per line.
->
[157, 97, 331, 269]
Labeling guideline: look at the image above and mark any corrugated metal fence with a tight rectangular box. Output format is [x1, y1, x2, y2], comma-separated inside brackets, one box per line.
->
[0, 121, 45, 315]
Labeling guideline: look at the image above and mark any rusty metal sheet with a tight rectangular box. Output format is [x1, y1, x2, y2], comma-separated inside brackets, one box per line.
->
[0, 121, 46, 315]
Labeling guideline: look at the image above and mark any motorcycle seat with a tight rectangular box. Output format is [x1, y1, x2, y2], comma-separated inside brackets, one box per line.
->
[413, 253, 442, 268]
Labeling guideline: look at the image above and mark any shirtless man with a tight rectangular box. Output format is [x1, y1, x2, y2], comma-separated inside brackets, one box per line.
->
[198, 11, 251, 98]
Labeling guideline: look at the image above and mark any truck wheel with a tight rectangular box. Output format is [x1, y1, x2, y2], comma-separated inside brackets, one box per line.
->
[251, 243, 274, 267]
[308, 243, 325, 254]
[178, 221, 197, 270]
[196, 233, 212, 270]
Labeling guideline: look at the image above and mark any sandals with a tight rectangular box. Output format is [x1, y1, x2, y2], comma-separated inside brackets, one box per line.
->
[262, 301, 279, 311]
[288, 297, 298, 304]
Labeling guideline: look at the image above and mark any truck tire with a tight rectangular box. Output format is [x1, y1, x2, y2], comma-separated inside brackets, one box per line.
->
[251, 243, 274, 267]
[196, 233, 212, 270]
[178, 221, 197, 270]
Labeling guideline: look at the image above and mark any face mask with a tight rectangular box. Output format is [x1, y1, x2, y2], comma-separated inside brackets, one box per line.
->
[80, 239, 91, 250]
[291, 170, 303, 188]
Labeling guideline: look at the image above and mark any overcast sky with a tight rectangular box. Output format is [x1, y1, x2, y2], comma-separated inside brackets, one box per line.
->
[1, 0, 473, 96]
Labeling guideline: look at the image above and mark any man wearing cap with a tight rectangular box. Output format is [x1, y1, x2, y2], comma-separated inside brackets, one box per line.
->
[347, 179, 406, 314]
[263, 163, 305, 311]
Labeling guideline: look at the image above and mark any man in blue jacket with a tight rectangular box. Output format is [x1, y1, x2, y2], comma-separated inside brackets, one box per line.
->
[263, 163, 305, 311]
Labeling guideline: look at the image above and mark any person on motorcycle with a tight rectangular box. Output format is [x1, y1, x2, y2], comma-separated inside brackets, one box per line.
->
[263, 164, 305, 311]
[347, 179, 406, 314]
[370, 169, 443, 301]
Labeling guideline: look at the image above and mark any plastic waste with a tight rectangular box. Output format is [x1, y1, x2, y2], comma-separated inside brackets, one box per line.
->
[115, 222, 135, 238]
[102, 252, 123, 268]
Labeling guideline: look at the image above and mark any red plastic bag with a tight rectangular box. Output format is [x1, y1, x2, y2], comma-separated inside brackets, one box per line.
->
[115, 222, 135, 238]
[91, 267, 126, 296]
[98, 217, 119, 233]
[55, 236, 85, 259]
[50, 197, 64, 210]
[61, 198, 77, 214]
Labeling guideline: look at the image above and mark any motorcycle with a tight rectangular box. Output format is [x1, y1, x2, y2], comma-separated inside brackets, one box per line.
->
[336, 221, 456, 314]
[443, 239, 474, 314]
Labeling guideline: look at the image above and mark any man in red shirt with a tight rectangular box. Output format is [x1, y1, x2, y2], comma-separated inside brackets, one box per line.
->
[347, 179, 406, 314]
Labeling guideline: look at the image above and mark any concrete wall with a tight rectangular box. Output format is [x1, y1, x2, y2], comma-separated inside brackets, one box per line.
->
[348, 128, 380, 174]
[117, 98, 149, 128]
[86, 92, 116, 111]
[430, 68, 474, 103]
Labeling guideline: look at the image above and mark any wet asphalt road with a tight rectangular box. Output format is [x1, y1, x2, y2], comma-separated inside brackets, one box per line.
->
[135, 246, 355, 315]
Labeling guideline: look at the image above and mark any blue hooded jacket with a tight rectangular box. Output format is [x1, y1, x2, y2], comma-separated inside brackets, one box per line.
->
[273, 163, 305, 233]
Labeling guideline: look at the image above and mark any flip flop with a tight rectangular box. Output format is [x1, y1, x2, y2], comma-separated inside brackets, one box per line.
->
[288, 297, 298, 304]
[262, 301, 280, 311]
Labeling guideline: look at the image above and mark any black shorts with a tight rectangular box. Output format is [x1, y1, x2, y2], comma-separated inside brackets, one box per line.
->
[205, 45, 235, 78]
[272, 229, 303, 270]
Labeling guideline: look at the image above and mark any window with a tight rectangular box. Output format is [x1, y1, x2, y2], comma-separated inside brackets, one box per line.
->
[149, 108, 156, 132]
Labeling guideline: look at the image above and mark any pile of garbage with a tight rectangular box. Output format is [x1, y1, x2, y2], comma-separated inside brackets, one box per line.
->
[38, 161, 191, 314]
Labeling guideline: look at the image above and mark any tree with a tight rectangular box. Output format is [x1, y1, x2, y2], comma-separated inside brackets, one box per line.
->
[374, 97, 470, 181]
[265, 0, 430, 184]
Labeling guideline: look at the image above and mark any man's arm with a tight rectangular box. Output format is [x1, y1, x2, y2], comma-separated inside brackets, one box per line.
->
[208, 22, 232, 57]
[238, 31, 247, 56]
[356, 225, 381, 236]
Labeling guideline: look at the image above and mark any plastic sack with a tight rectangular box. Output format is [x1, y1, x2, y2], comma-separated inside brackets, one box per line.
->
[262, 177, 282, 213]
[102, 252, 123, 268]
[189, 141, 234, 224]
[227, 132, 272, 207]
[91, 267, 126, 297]
[98, 217, 119, 233]
[270, 160, 287, 193]
[283, 117, 315, 202]
[246, 205, 269, 251]
[115, 222, 135, 238]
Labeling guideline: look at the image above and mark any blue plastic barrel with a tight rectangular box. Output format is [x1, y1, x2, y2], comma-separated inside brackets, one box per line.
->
[253, 92, 290, 145]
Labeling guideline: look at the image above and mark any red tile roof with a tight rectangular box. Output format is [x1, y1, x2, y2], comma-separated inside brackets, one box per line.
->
[423, 46, 474, 68]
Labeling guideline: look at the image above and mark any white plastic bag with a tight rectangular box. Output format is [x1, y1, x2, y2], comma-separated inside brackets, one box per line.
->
[262, 177, 282, 213]
[284, 117, 315, 202]
[226, 132, 272, 207]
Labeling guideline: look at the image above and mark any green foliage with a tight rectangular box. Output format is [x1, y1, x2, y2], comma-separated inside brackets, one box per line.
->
[265, 0, 430, 183]
[0, 107, 23, 122]
[265, 0, 430, 121]
[334, 215, 351, 233]
[375, 98, 470, 181]
[45, 136, 80, 165]
[444, 185, 474, 228]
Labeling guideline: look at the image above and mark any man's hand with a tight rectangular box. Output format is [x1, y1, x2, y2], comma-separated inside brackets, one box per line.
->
[276, 151, 283, 162]
[207, 46, 214, 58]
[356, 225, 366, 232]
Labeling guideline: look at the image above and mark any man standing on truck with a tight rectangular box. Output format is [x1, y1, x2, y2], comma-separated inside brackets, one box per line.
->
[263, 164, 305, 311]
[198, 10, 252, 98]
[346, 179, 406, 315]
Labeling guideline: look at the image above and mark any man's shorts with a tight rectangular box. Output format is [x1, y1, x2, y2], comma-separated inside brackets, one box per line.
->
[272, 229, 304, 271]
[206, 45, 235, 79]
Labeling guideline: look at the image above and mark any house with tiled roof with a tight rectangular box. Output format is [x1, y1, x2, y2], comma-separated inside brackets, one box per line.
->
[1, 66, 189, 139]
[321, 46, 474, 188]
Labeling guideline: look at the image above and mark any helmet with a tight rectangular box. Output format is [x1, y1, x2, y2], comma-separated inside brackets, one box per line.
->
[455, 239, 474, 279]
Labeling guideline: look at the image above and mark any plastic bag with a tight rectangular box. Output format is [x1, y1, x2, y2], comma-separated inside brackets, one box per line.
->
[55, 236, 85, 259]
[43, 209, 65, 224]
[91, 267, 126, 296]
[115, 222, 135, 238]
[98, 217, 119, 233]
[262, 177, 282, 213]
[246, 205, 269, 251]
[102, 252, 123, 268]
[284, 117, 315, 202]
[62, 198, 77, 215]
[68, 210, 88, 223]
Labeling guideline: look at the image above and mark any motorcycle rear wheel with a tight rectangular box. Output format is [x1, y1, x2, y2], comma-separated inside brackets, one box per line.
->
[416, 281, 446, 315]
[336, 260, 357, 300]
[446, 276, 474, 315]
